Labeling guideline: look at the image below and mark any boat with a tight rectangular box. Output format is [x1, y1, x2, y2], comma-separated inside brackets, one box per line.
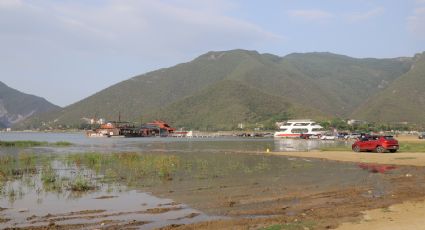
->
[274, 119, 324, 138]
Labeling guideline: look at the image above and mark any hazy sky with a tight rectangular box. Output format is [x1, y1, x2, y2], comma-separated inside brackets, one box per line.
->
[1, 0, 424, 106]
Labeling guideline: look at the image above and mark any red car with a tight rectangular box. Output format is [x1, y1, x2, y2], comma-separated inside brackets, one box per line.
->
[352, 135, 399, 153]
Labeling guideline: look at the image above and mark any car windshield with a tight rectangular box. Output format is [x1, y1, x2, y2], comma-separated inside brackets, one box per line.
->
[384, 136, 394, 140]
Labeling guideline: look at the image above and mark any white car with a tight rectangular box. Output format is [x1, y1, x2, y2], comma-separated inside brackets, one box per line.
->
[320, 134, 336, 140]
[345, 133, 361, 140]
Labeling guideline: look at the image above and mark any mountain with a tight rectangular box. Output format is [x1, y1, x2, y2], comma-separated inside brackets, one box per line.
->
[353, 53, 425, 123]
[143, 80, 325, 130]
[19, 49, 417, 130]
[0, 81, 60, 128]
[281, 53, 412, 116]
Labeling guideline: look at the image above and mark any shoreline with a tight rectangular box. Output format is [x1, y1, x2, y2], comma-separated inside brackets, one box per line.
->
[269, 150, 425, 230]
[269, 150, 425, 166]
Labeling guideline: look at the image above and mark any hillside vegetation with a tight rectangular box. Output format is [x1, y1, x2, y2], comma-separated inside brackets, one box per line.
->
[18, 49, 422, 130]
[353, 52, 425, 123]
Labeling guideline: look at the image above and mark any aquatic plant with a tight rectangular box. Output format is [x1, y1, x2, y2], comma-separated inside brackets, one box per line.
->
[52, 141, 72, 146]
[68, 174, 95, 192]
[0, 153, 38, 183]
[0, 140, 48, 147]
[63, 152, 182, 186]
[41, 164, 57, 184]
[0, 140, 72, 148]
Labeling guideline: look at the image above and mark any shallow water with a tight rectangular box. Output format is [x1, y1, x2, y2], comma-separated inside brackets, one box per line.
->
[0, 132, 351, 154]
[0, 132, 385, 229]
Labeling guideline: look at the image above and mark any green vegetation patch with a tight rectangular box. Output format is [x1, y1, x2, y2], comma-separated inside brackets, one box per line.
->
[0, 140, 72, 148]
[398, 143, 425, 152]
[68, 174, 95, 192]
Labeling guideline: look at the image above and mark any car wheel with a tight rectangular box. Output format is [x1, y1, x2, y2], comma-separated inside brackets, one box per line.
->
[353, 145, 360, 152]
[389, 149, 397, 153]
[376, 146, 385, 153]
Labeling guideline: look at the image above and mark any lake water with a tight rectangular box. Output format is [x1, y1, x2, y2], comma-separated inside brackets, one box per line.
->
[0, 132, 351, 154]
[0, 132, 369, 229]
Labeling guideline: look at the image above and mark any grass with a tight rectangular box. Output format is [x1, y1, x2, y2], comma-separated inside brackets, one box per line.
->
[68, 174, 95, 192]
[52, 141, 72, 146]
[0, 141, 48, 147]
[0, 153, 38, 182]
[398, 143, 425, 152]
[0, 140, 72, 148]
[65, 152, 181, 185]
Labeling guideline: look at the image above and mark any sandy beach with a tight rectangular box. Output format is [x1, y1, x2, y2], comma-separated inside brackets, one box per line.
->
[337, 199, 425, 230]
[269, 147, 425, 230]
[269, 151, 425, 166]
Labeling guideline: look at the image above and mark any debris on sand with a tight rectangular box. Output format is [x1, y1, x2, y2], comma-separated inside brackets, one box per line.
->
[171, 212, 200, 220]
[143, 206, 183, 214]
[0, 218, 10, 223]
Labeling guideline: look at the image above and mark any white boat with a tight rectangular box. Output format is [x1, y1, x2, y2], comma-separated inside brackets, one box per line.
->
[274, 119, 324, 138]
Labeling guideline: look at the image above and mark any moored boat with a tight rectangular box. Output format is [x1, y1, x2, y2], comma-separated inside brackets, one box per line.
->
[274, 119, 324, 138]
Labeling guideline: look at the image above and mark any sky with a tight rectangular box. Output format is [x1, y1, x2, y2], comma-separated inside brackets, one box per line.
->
[1, 0, 425, 107]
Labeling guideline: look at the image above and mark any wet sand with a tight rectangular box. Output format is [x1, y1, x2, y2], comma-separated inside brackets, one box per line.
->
[266, 148, 425, 230]
[270, 151, 425, 166]
[337, 199, 425, 230]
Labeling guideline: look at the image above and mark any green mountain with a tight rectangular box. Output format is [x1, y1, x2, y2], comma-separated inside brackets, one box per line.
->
[19, 49, 417, 130]
[0, 81, 60, 128]
[281, 53, 412, 116]
[353, 53, 425, 123]
[144, 80, 325, 130]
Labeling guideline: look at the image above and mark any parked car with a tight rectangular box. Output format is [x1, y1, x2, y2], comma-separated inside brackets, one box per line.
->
[337, 132, 349, 139]
[352, 135, 399, 153]
[419, 132, 425, 139]
[321, 133, 336, 140]
[345, 133, 361, 140]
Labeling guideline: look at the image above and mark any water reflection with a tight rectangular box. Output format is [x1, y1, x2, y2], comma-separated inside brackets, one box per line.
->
[0, 155, 215, 229]
[0, 132, 355, 155]
[274, 138, 351, 152]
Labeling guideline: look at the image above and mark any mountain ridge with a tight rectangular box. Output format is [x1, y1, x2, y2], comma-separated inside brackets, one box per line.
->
[0, 81, 60, 128]
[17, 49, 423, 130]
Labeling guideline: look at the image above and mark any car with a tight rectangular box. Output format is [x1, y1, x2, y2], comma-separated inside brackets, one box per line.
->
[337, 132, 349, 139]
[419, 132, 425, 139]
[345, 133, 361, 140]
[352, 135, 399, 153]
[320, 133, 336, 140]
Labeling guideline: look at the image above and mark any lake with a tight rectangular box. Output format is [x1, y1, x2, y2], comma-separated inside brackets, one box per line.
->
[0, 132, 382, 229]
